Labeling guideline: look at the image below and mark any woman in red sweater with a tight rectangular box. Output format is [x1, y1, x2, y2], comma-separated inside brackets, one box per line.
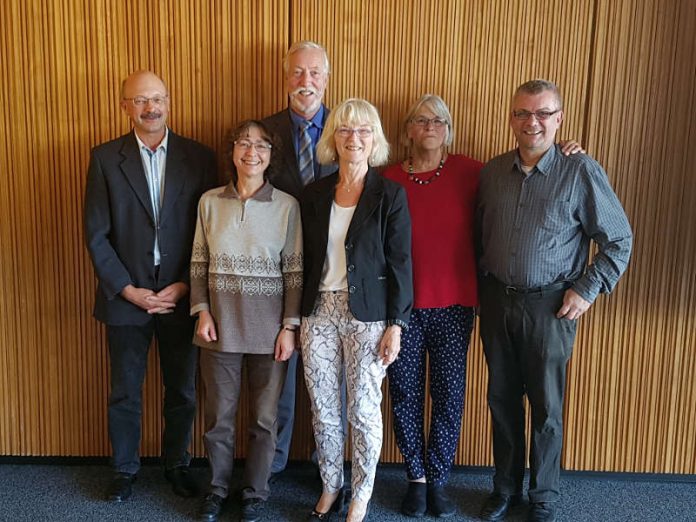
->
[383, 94, 480, 518]
[384, 94, 584, 518]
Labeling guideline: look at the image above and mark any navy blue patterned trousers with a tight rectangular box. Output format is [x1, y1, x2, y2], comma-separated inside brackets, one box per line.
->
[387, 305, 475, 486]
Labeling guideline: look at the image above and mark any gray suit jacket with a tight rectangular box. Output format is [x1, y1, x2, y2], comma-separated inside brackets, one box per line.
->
[84, 130, 218, 325]
[262, 107, 335, 199]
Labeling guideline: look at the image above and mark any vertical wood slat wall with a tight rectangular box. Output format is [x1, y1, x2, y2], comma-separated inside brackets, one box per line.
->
[0, 0, 694, 474]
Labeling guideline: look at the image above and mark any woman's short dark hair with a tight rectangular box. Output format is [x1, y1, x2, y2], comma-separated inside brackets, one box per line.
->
[225, 119, 281, 184]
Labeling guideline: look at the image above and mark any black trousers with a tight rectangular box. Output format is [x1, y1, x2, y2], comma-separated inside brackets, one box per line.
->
[107, 312, 197, 475]
[479, 276, 577, 503]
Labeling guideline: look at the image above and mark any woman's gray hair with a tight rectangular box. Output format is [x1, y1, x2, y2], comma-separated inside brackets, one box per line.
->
[401, 94, 454, 148]
[316, 98, 390, 167]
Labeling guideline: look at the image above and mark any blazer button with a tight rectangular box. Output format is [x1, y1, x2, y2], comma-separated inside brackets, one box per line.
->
[347, 264, 355, 272]
[348, 285, 356, 294]
[345, 243, 353, 250]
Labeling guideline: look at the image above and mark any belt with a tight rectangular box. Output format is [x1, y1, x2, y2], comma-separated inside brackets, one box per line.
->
[486, 275, 572, 296]
[504, 281, 571, 295]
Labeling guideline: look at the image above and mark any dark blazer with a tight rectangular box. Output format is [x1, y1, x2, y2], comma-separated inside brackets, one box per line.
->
[84, 130, 218, 326]
[300, 169, 413, 326]
[262, 107, 336, 199]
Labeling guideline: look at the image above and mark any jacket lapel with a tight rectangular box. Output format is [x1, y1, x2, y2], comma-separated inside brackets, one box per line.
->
[159, 132, 185, 225]
[277, 110, 304, 194]
[347, 169, 383, 239]
[317, 108, 337, 178]
[119, 132, 155, 223]
[310, 174, 338, 259]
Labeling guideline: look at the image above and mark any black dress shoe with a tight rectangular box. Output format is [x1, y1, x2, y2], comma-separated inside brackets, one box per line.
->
[106, 472, 135, 502]
[165, 466, 199, 497]
[198, 493, 225, 522]
[241, 497, 265, 522]
[480, 492, 523, 521]
[427, 484, 456, 518]
[401, 482, 426, 517]
[527, 502, 556, 522]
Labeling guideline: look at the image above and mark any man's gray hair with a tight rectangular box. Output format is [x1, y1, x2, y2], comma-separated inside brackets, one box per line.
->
[282, 40, 330, 75]
[514, 79, 563, 109]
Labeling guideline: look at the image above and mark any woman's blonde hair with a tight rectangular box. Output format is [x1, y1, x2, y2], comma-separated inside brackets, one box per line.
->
[316, 98, 390, 166]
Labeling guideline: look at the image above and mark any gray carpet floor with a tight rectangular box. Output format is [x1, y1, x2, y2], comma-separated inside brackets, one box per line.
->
[0, 462, 694, 521]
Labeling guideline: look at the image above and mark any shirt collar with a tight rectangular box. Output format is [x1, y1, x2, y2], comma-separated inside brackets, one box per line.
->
[289, 105, 325, 130]
[220, 180, 274, 201]
[134, 128, 169, 153]
[513, 143, 557, 176]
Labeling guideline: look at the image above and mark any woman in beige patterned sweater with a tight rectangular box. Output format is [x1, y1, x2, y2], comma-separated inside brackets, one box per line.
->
[189, 120, 302, 522]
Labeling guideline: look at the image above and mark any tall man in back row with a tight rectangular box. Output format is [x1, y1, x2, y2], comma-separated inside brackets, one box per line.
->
[84, 70, 217, 502]
[476, 79, 632, 522]
[262, 40, 335, 476]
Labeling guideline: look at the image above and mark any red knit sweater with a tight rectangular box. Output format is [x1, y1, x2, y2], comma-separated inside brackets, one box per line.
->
[383, 154, 481, 309]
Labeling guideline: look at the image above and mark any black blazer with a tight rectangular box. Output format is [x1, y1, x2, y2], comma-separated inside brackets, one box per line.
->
[262, 107, 336, 199]
[300, 169, 413, 326]
[84, 130, 218, 326]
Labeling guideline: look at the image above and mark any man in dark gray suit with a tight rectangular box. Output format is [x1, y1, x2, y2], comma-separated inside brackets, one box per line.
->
[84, 70, 217, 502]
[262, 41, 336, 477]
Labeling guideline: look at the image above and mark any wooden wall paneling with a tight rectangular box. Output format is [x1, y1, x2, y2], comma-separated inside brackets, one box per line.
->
[0, 0, 16, 455]
[565, 0, 696, 473]
[0, 0, 694, 476]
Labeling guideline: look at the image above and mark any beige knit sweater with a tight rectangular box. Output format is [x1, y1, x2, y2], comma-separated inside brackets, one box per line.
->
[190, 181, 302, 353]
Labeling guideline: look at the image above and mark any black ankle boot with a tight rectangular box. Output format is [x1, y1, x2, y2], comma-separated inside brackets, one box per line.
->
[401, 482, 426, 517]
[427, 484, 456, 518]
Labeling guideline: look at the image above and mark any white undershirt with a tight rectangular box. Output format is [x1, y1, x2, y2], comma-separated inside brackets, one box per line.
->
[319, 201, 356, 291]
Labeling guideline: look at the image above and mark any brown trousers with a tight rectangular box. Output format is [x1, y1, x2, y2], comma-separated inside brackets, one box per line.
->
[200, 348, 287, 500]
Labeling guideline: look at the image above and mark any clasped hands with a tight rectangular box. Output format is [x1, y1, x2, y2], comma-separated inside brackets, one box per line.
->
[121, 282, 189, 315]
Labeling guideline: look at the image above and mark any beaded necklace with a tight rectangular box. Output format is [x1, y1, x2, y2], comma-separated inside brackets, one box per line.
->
[407, 156, 445, 185]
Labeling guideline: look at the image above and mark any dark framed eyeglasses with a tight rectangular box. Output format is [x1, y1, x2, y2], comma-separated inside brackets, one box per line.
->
[512, 109, 561, 121]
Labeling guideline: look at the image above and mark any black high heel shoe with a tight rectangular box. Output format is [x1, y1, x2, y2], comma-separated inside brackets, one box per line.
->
[308, 487, 348, 520]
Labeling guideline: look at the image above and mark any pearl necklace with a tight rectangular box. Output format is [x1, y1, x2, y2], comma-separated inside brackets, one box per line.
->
[408, 157, 445, 185]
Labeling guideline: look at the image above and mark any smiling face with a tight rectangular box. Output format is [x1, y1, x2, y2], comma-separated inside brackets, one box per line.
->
[509, 89, 563, 160]
[120, 71, 169, 143]
[285, 48, 329, 119]
[232, 125, 272, 181]
[333, 123, 374, 166]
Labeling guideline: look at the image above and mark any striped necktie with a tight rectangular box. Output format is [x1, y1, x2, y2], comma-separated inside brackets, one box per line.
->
[298, 120, 314, 186]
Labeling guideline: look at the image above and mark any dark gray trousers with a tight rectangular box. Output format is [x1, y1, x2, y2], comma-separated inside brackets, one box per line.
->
[107, 314, 197, 475]
[479, 276, 577, 503]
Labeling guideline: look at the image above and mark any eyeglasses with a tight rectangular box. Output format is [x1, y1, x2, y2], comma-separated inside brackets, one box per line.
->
[512, 109, 560, 121]
[335, 127, 373, 138]
[234, 139, 272, 152]
[410, 117, 448, 128]
[123, 95, 169, 107]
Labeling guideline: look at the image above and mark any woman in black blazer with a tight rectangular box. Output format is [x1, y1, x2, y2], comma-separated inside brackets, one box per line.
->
[300, 98, 413, 522]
